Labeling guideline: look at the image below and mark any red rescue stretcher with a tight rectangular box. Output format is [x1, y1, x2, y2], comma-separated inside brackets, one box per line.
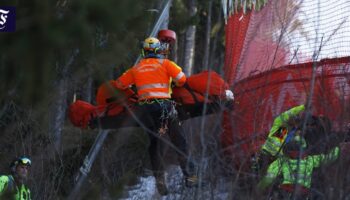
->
[69, 71, 234, 129]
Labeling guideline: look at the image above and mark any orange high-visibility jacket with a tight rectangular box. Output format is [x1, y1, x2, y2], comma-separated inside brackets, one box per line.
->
[115, 58, 186, 100]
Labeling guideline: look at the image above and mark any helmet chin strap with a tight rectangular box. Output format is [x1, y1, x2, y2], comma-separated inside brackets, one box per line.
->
[143, 52, 165, 59]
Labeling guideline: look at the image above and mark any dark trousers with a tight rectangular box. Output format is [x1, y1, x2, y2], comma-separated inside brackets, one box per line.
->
[134, 100, 194, 178]
[278, 190, 310, 200]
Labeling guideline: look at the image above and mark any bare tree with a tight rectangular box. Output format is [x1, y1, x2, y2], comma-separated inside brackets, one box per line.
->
[203, 0, 213, 70]
[49, 49, 79, 153]
[183, 0, 197, 76]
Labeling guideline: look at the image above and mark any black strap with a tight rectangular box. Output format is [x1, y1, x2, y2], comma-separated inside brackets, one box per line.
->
[7, 175, 15, 192]
[4, 175, 17, 196]
[105, 97, 117, 104]
[183, 83, 201, 105]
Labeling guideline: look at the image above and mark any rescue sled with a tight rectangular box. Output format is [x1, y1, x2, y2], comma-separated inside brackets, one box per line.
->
[69, 70, 234, 129]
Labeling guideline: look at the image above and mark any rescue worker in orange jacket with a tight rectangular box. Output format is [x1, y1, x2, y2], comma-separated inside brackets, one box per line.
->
[114, 37, 196, 195]
[115, 37, 186, 100]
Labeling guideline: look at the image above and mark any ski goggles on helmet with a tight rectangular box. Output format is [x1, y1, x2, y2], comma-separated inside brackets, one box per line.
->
[17, 157, 32, 167]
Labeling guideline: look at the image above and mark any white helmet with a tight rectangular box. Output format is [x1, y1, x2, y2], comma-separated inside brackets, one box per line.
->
[225, 90, 234, 101]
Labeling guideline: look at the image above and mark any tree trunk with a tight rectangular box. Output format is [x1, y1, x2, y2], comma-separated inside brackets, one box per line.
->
[177, 32, 186, 67]
[209, 3, 223, 74]
[81, 65, 93, 103]
[203, 0, 213, 70]
[172, 35, 178, 63]
[183, 0, 197, 76]
[49, 49, 79, 153]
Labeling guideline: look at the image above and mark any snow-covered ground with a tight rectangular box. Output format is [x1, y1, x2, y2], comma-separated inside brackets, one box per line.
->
[120, 165, 230, 200]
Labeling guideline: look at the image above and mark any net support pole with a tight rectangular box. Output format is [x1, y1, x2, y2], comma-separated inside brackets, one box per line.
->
[67, 129, 109, 200]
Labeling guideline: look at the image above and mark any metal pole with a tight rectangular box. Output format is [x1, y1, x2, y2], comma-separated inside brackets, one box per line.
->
[67, 130, 109, 200]
[134, 0, 172, 64]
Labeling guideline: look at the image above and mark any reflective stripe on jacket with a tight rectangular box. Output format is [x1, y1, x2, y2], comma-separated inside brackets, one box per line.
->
[115, 58, 186, 100]
[0, 175, 31, 200]
[262, 105, 305, 156]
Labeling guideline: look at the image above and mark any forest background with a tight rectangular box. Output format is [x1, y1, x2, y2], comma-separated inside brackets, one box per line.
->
[0, 0, 228, 199]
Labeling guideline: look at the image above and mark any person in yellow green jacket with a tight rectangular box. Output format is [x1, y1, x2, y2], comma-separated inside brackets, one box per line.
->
[253, 105, 306, 172]
[0, 156, 31, 200]
[257, 135, 342, 200]
[261, 104, 305, 157]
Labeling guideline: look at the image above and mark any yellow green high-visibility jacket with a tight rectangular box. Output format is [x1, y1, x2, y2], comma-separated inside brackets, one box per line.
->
[261, 105, 305, 157]
[0, 175, 31, 200]
[257, 146, 339, 190]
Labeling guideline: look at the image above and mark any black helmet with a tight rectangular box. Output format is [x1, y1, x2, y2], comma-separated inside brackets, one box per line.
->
[287, 114, 302, 127]
[10, 156, 31, 172]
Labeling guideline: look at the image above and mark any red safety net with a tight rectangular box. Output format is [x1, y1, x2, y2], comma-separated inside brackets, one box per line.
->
[224, 9, 252, 86]
[223, 57, 350, 157]
[222, 0, 350, 160]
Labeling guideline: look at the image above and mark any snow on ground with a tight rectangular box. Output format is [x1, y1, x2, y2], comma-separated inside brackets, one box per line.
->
[121, 165, 230, 200]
